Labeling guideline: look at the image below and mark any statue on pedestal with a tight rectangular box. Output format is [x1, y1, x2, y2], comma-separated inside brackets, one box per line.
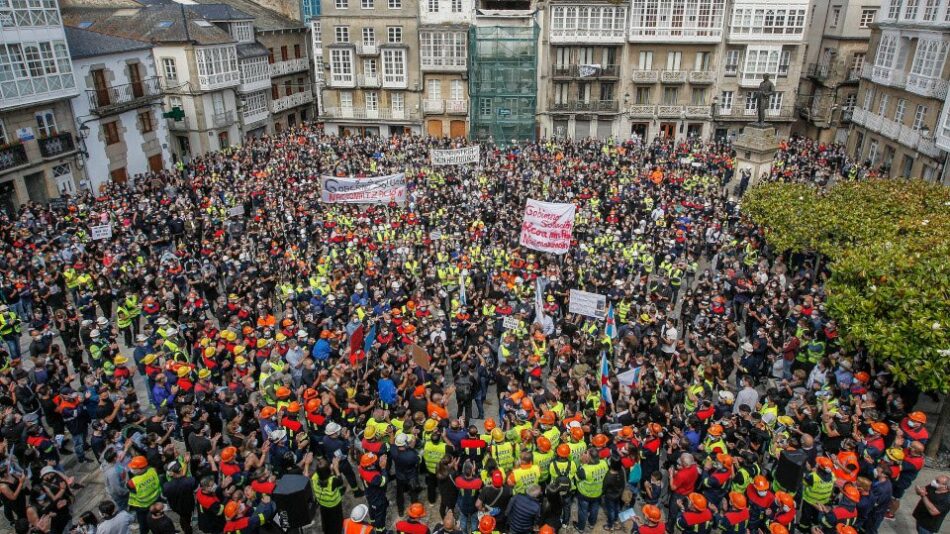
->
[753, 74, 775, 126]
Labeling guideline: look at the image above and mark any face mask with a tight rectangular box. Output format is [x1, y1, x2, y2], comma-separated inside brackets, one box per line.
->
[908, 421, 919, 428]
[932, 480, 941, 488]
[782, 505, 790, 512]
[758, 490, 768, 497]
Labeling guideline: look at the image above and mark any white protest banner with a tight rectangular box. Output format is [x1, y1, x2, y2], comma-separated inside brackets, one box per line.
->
[320, 173, 406, 204]
[519, 199, 575, 254]
[430, 145, 480, 166]
[228, 205, 245, 217]
[502, 316, 520, 330]
[90, 224, 113, 241]
[568, 289, 607, 320]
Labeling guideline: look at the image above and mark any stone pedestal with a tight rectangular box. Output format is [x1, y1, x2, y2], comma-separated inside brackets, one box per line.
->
[734, 124, 779, 186]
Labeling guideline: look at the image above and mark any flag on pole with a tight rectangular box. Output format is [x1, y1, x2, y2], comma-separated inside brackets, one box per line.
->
[600, 350, 613, 405]
[534, 277, 546, 326]
[459, 270, 467, 306]
[605, 303, 617, 340]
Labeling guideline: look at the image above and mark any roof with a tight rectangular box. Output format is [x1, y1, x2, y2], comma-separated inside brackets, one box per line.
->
[65, 25, 152, 59]
[61, 4, 236, 46]
[188, 3, 253, 22]
[237, 42, 269, 59]
[191, 0, 305, 31]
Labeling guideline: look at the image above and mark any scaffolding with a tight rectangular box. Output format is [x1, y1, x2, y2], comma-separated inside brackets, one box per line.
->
[468, 24, 538, 143]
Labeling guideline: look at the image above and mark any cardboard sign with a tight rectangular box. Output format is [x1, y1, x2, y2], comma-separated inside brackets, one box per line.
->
[502, 316, 520, 330]
[321, 173, 407, 204]
[568, 289, 607, 319]
[431, 146, 480, 166]
[408, 344, 430, 370]
[519, 199, 576, 254]
[90, 224, 113, 241]
[228, 205, 245, 217]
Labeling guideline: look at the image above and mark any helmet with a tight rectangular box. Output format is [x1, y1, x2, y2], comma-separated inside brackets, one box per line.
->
[854, 371, 870, 383]
[592, 434, 609, 448]
[478, 515, 496, 533]
[221, 446, 237, 463]
[729, 491, 747, 509]
[491, 471, 504, 488]
[305, 399, 321, 413]
[752, 475, 770, 491]
[556, 444, 571, 458]
[129, 456, 149, 469]
[687, 492, 707, 511]
[359, 452, 378, 468]
[836, 526, 858, 534]
[224, 501, 241, 519]
[491, 428, 505, 442]
[570, 427, 585, 441]
[303, 388, 318, 400]
[260, 406, 277, 419]
[539, 526, 555, 534]
[619, 426, 634, 439]
[842, 484, 861, 503]
[776, 491, 795, 508]
[350, 504, 368, 522]
[643, 504, 662, 523]
[870, 421, 890, 436]
[407, 503, 425, 519]
[484, 418, 497, 431]
[286, 401, 301, 413]
[769, 524, 789, 534]
[708, 424, 724, 437]
[276, 386, 291, 399]
[816, 456, 834, 470]
[536, 436, 552, 453]
[885, 448, 905, 462]
[364, 426, 377, 439]
[648, 422, 662, 435]
[539, 412, 556, 426]
[520, 429, 533, 442]
[521, 398, 534, 411]
[908, 411, 927, 424]
[506, 473, 516, 487]
[425, 419, 439, 433]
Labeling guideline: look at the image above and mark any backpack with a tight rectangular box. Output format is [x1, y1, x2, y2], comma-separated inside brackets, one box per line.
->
[455, 375, 473, 401]
[548, 460, 573, 496]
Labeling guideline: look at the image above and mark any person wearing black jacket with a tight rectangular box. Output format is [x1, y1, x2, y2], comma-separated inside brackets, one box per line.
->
[162, 459, 197, 534]
[505, 485, 542, 534]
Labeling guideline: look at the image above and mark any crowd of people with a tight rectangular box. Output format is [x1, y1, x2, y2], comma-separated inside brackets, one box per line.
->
[0, 125, 946, 534]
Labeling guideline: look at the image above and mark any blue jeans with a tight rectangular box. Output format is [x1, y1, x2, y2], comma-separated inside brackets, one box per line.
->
[917, 527, 936, 534]
[4, 337, 20, 360]
[604, 497, 620, 528]
[559, 495, 574, 526]
[576, 495, 601, 530]
[456, 509, 476, 534]
[71, 431, 87, 462]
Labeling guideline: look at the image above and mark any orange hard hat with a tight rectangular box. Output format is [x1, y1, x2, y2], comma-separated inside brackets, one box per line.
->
[570, 427, 585, 441]
[717, 453, 734, 469]
[536, 436, 551, 453]
[286, 401, 301, 413]
[506, 472, 516, 487]
[643, 504, 662, 522]
[260, 406, 277, 419]
[842, 483, 861, 503]
[648, 422, 662, 435]
[556, 443, 571, 458]
[129, 456, 149, 469]
[776, 491, 795, 508]
[221, 446, 237, 463]
[688, 492, 708, 511]
[592, 434, 609, 448]
[539, 525, 555, 534]
[303, 388, 318, 400]
[816, 456, 834, 470]
[478, 515, 496, 533]
[407, 502, 425, 519]
[520, 429, 533, 442]
[870, 421, 889, 435]
[306, 399, 321, 412]
[729, 491, 748, 509]
[224, 501, 241, 519]
[413, 385, 426, 398]
[539, 412, 556, 426]
[836, 525, 858, 534]
[619, 426, 634, 439]
[908, 411, 927, 424]
[484, 418, 497, 431]
[708, 424, 724, 437]
[752, 475, 770, 491]
[854, 371, 870, 383]
[769, 524, 789, 534]
[359, 452, 378, 468]
[275, 386, 291, 399]
[521, 398, 534, 411]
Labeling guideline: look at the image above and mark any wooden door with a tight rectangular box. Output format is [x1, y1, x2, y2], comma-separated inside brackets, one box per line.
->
[148, 154, 164, 172]
[129, 63, 143, 98]
[92, 69, 111, 107]
[427, 120, 443, 137]
[110, 167, 128, 185]
[660, 122, 676, 138]
[449, 120, 466, 138]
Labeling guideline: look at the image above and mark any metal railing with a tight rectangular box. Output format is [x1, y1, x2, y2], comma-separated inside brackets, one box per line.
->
[715, 106, 796, 120]
[551, 64, 620, 78]
[626, 104, 655, 117]
[688, 70, 715, 83]
[357, 43, 379, 56]
[270, 58, 309, 76]
[906, 74, 949, 99]
[631, 70, 659, 83]
[87, 77, 163, 114]
[320, 107, 421, 120]
[0, 143, 28, 171]
[272, 90, 314, 113]
[549, 100, 620, 113]
[446, 99, 467, 114]
[38, 133, 76, 158]
[661, 70, 687, 83]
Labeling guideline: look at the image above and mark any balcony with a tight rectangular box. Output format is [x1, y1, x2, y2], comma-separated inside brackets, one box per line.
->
[198, 70, 240, 92]
[357, 74, 380, 87]
[631, 70, 659, 83]
[905, 74, 949, 100]
[320, 107, 421, 121]
[685, 105, 711, 118]
[37, 133, 76, 159]
[167, 117, 190, 131]
[212, 111, 236, 128]
[549, 28, 626, 44]
[626, 104, 655, 118]
[688, 70, 715, 84]
[0, 72, 78, 111]
[381, 77, 408, 90]
[357, 43, 379, 56]
[424, 99, 444, 114]
[552, 64, 620, 78]
[0, 143, 29, 172]
[549, 100, 620, 113]
[420, 58, 467, 72]
[270, 58, 310, 77]
[715, 106, 796, 121]
[850, 107, 944, 158]
[867, 64, 906, 89]
[272, 89, 314, 113]
[239, 76, 271, 94]
[327, 76, 357, 89]
[739, 72, 773, 88]
[661, 70, 687, 84]
[242, 109, 270, 126]
[87, 77, 163, 115]
[446, 99, 467, 114]
[657, 105, 684, 118]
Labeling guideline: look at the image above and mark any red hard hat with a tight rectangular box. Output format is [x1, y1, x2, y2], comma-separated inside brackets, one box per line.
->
[536, 436, 551, 453]
[129, 456, 149, 469]
[729, 491, 748, 509]
[643, 504, 662, 522]
[478, 515, 496, 533]
[556, 443, 571, 458]
[407, 502, 425, 519]
[491, 471, 504, 488]
[359, 452, 378, 468]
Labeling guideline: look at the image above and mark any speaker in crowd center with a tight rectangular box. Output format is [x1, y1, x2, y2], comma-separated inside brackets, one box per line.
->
[272, 474, 314, 529]
[773, 448, 807, 493]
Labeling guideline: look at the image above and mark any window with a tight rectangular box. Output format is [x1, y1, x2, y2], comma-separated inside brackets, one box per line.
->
[768, 92, 783, 113]
[744, 47, 781, 80]
[479, 97, 492, 117]
[427, 78, 442, 99]
[850, 53, 865, 75]
[450, 80, 463, 100]
[451, 0, 462, 12]
[388, 0, 401, 8]
[103, 121, 120, 145]
[635, 86, 651, 104]
[34, 110, 56, 137]
[843, 93, 856, 111]
[910, 39, 950, 79]
[139, 111, 154, 133]
[903, 0, 918, 19]
[231, 21, 253, 42]
[691, 87, 706, 105]
[0, 120, 6, 145]
[427, 0, 438, 12]
[554, 83, 568, 104]
[382, 48, 407, 85]
[867, 139, 879, 164]
[745, 92, 757, 112]
[912, 104, 927, 131]
[725, 49, 740, 75]
[362, 28, 376, 45]
[362, 0, 373, 7]
[662, 87, 678, 105]
[169, 96, 183, 115]
[830, 6, 841, 27]
[600, 82, 614, 102]
[778, 50, 790, 75]
[295, 45, 302, 58]
[387, 26, 402, 43]
[895, 98, 907, 122]
[922, 0, 938, 20]
[730, 7, 807, 36]
[366, 91, 379, 111]
[271, 84, 279, 99]
[335, 26, 350, 43]
[720, 90, 733, 112]
[419, 31, 467, 69]
[243, 91, 267, 116]
[877, 94, 889, 115]
[875, 34, 898, 68]
[863, 87, 874, 110]
[578, 83, 591, 103]
[330, 49, 354, 83]
[628, 0, 722, 39]
[340, 91, 353, 108]
[162, 58, 177, 81]
[860, 8, 877, 27]
[887, 0, 902, 19]
[335, 0, 348, 8]
[391, 92, 404, 112]
[284, 80, 293, 96]
[363, 58, 377, 76]
[268, 48, 275, 63]
[281, 46, 289, 61]
[638, 51, 653, 70]
[195, 46, 239, 88]
[694, 52, 710, 71]
[666, 51, 681, 70]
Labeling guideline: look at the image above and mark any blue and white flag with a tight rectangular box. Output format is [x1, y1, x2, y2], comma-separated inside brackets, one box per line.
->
[605, 303, 617, 340]
[600, 351, 613, 405]
[459, 271, 467, 306]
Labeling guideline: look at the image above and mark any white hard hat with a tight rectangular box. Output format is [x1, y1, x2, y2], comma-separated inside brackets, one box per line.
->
[350, 504, 369, 522]
[325, 422, 342, 435]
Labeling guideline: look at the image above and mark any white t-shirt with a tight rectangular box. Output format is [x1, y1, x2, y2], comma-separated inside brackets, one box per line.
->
[661, 326, 678, 353]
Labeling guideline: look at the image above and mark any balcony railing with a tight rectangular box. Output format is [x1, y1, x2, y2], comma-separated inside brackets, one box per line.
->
[631, 70, 659, 83]
[167, 117, 190, 131]
[867, 64, 906, 89]
[715, 106, 796, 120]
[424, 99, 444, 114]
[212, 111, 236, 128]
[446, 99, 467, 114]
[657, 105, 684, 117]
[270, 58, 309, 77]
[552, 64, 620, 78]
[198, 70, 240, 91]
[356, 43, 379, 56]
[327, 76, 356, 89]
[0, 143, 28, 172]
[239, 76, 271, 94]
[38, 133, 76, 158]
[87, 77, 163, 115]
[242, 109, 270, 126]
[906, 74, 949, 99]
[626, 104, 656, 118]
[272, 90, 314, 113]
[549, 100, 620, 113]
[688, 70, 715, 84]
[549, 28, 626, 44]
[685, 105, 711, 118]
[320, 107, 421, 121]
[420, 58, 467, 72]
[381, 76, 408, 90]
[357, 74, 380, 87]
[850, 107, 943, 157]
[661, 70, 687, 83]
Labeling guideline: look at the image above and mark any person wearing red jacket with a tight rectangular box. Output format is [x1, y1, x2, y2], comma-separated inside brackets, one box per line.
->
[714, 492, 750, 534]
[770, 491, 796, 529]
[394, 503, 430, 534]
[632, 504, 665, 534]
[745, 475, 775, 533]
[195, 477, 226, 534]
[222, 495, 275, 534]
[675, 492, 713, 533]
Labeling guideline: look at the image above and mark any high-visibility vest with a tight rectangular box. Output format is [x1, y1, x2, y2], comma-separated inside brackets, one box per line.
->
[533, 451, 554, 482]
[802, 471, 835, 506]
[576, 460, 608, 498]
[567, 440, 587, 464]
[128, 468, 161, 509]
[542, 426, 561, 449]
[311, 474, 342, 508]
[511, 464, 540, 494]
[490, 442, 515, 472]
[423, 441, 447, 474]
